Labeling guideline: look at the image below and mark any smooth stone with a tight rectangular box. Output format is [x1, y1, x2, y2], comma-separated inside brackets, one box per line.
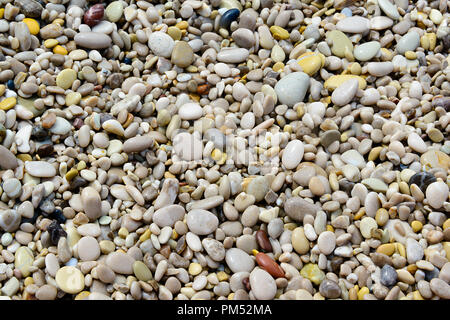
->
[81, 187, 102, 221]
[354, 41, 381, 61]
[225, 248, 255, 273]
[106, 252, 135, 274]
[148, 32, 175, 58]
[320, 130, 341, 148]
[179, 102, 203, 120]
[292, 227, 310, 254]
[361, 178, 388, 193]
[420, 150, 449, 170]
[317, 231, 336, 255]
[49, 117, 71, 135]
[274, 72, 310, 107]
[407, 132, 427, 153]
[217, 48, 249, 63]
[246, 176, 270, 202]
[297, 52, 324, 76]
[367, 62, 394, 77]
[380, 264, 398, 286]
[14, 246, 34, 277]
[370, 16, 394, 30]
[153, 205, 186, 227]
[35, 285, 57, 300]
[105, 1, 123, 22]
[25, 161, 56, 177]
[3, 178, 21, 198]
[0, 145, 18, 169]
[91, 21, 113, 34]
[341, 150, 366, 169]
[173, 132, 203, 161]
[219, 8, 240, 29]
[378, 0, 400, 20]
[324, 75, 367, 90]
[202, 238, 226, 261]
[186, 209, 219, 235]
[1, 277, 19, 296]
[319, 279, 341, 299]
[430, 278, 450, 299]
[250, 269, 277, 300]
[77, 236, 100, 261]
[426, 181, 448, 209]
[336, 16, 370, 33]
[360, 217, 377, 238]
[56, 69, 77, 90]
[171, 41, 194, 68]
[231, 28, 255, 48]
[74, 32, 112, 49]
[300, 263, 325, 285]
[396, 31, 420, 54]
[282, 140, 304, 169]
[123, 135, 154, 153]
[284, 197, 319, 221]
[55, 266, 85, 294]
[331, 78, 359, 106]
[0, 210, 21, 233]
[133, 261, 152, 281]
[327, 30, 353, 58]
[406, 238, 424, 264]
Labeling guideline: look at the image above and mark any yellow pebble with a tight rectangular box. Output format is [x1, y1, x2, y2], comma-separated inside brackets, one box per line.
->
[0, 97, 17, 111]
[217, 271, 229, 281]
[228, 293, 234, 300]
[118, 227, 129, 238]
[353, 208, 365, 220]
[24, 277, 34, 286]
[53, 18, 64, 26]
[76, 161, 86, 171]
[17, 154, 32, 162]
[376, 243, 395, 256]
[368, 147, 383, 161]
[53, 45, 68, 55]
[297, 52, 324, 76]
[74, 291, 90, 300]
[188, 263, 202, 276]
[171, 229, 178, 240]
[357, 286, 369, 300]
[405, 51, 417, 60]
[443, 219, 450, 230]
[176, 21, 189, 29]
[348, 287, 358, 300]
[443, 242, 450, 260]
[270, 26, 290, 40]
[139, 229, 151, 242]
[396, 242, 406, 257]
[211, 149, 222, 161]
[326, 225, 334, 232]
[411, 221, 423, 233]
[0, 84, 5, 96]
[65, 168, 78, 181]
[272, 61, 284, 73]
[22, 18, 40, 35]
[0, 8, 4, 19]
[44, 39, 59, 48]
[413, 290, 424, 300]
[164, 171, 176, 179]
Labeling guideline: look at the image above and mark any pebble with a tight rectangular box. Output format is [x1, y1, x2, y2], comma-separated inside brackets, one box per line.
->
[341, 150, 366, 169]
[77, 236, 101, 261]
[0, 145, 18, 169]
[430, 278, 450, 299]
[317, 231, 336, 255]
[74, 32, 112, 49]
[274, 72, 310, 107]
[217, 48, 249, 63]
[378, 0, 400, 20]
[319, 279, 341, 299]
[353, 41, 381, 61]
[360, 217, 378, 238]
[336, 16, 370, 34]
[380, 264, 398, 287]
[284, 197, 319, 222]
[186, 209, 219, 235]
[396, 31, 420, 54]
[25, 161, 56, 177]
[153, 205, 186, 227]
[123, 135, 154, 153]
[406, 238, 424, 264]
[106, 252, 135, 274]
[282, 140, 304, 169]
[105, 1, 123, 22]
[179, 103, 203, 120]
[55, 266, 85, 294]
[249, 269, 277, 300]
[331, 78, 359, 106]
[173, 132, 203, 161]
[171, 41, 194, 68]
[425, 181, 448, 209]
[81, 187, 102, 221]
[225, 248, 255, 273]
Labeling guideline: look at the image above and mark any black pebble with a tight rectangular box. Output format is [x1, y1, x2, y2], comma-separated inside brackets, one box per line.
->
[409, 171, 437, 192]
[47, 220, 67, 246]
[219, 8, 240, 29]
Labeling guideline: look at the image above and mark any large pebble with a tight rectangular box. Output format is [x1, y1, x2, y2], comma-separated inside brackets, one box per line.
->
[225, 248, 255, 273]
[0, 145, 18, 169]
[430, 278, 450, 299]
[173, 132, 203, 161]
[426, 181, 448, 209]
[202, 238, 226, 261]
[341, 150, 366, 169]
[171, 41, 194, 68]
[353, 41, 381, 61]
[178, 103, 203, 120]
[217, 48, 249, 63]
[74, 32, 112, 49]
[249, 269, 276, 300]
[284, 197, 319, 221]
[317, 231, 336, 255]
[282, 140, 304, 169]
[0, 210, 21, 233]
[77, 236, 100, 261]
[274, 72, 310, 107]
[336, 16, 370, 33]
[406, 238, 424, 264]
[106, 252, 135, 274]
[331, 78, 359, 106]
[81, 187, 102, 221]
[396, 31, 420, 54]
[153, 204, 186, 227]
[25, 161, 56, 177]
[123, 135, 154, 153]
[55, 266, 85, 294]
[378, 0, 400, 20]
[186, 209, 219, 235]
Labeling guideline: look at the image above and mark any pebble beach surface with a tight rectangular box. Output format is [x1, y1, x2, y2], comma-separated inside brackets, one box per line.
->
[0, 0, 448, 301]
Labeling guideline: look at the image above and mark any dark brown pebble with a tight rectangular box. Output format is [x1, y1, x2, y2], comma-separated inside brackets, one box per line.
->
[255, 230, 272, 252]
[37, 144, 54, 157]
